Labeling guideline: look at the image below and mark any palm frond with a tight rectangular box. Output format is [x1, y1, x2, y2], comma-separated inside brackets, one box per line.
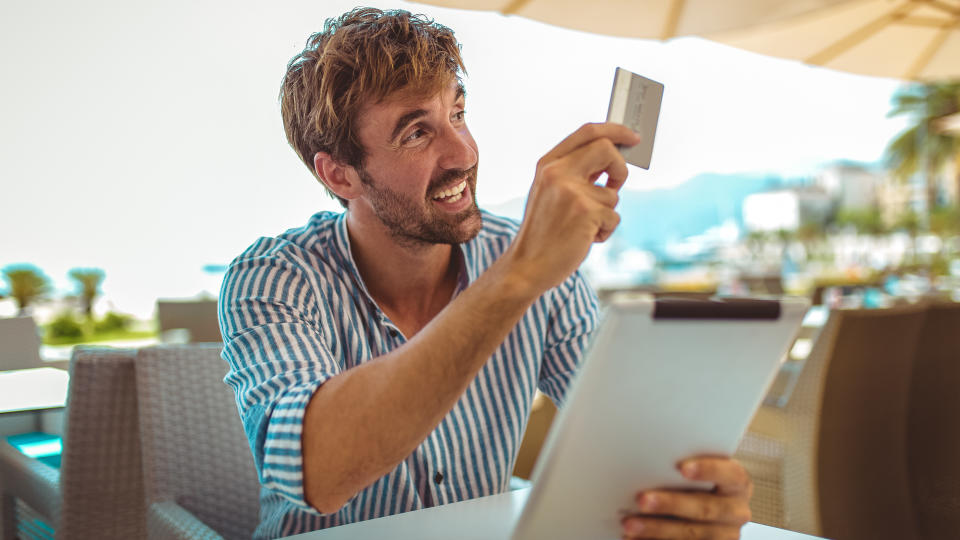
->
[885, 126, 920, 180]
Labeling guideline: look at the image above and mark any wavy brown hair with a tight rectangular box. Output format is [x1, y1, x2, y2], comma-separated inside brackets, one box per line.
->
[280, 8, 466, 207]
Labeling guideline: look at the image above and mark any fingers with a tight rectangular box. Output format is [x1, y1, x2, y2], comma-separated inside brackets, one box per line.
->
[621, 516, 743, 540]
[539, 122, 641, 175]
[593, 206, 621, 243]
[574, 185, 619, 242]
[634, 491, 751, 526]
[620, 457, 753, 539]
[569, 137, 631, 190]
[548, 137, 629, 194]
[585, 184, 619, 208]
[678, 458, 753, 498]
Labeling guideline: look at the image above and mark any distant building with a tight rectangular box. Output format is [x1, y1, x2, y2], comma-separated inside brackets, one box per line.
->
[816, 161, 887, 209]
[815, 160, 935, 227]
[876, 180, 914, 227]
[742, 189, 833, 232]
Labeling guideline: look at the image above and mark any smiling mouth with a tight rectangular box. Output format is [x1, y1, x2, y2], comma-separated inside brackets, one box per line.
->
[431, 180, 468, 203]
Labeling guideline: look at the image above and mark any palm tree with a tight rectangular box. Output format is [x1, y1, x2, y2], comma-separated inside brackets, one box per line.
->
[885, 82, 960, 220]
[1, 264, 52, 316]
[68, 268, 105, 319]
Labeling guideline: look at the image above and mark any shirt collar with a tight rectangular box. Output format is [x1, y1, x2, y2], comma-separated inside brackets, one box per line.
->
[331, 213, 376, 307]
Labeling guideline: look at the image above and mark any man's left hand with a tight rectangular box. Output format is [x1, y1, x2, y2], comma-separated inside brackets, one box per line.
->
[621, 456, 753, 539]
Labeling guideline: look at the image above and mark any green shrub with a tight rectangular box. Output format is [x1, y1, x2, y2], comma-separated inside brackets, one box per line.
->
[930, 206, 960, 236]
[47, 311, 84, 339]
[835, 207, 885, 235]
[95, 312, 133, 333]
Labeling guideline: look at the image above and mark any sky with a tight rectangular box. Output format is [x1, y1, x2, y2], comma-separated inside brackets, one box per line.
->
[0, 0, 910, 318]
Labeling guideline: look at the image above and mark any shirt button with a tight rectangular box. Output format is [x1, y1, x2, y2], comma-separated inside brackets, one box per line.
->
[434, 472, 444, 485]
[388, 328, 399, 338]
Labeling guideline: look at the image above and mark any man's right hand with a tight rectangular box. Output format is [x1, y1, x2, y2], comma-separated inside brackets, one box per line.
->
[506, 122, 642, 293]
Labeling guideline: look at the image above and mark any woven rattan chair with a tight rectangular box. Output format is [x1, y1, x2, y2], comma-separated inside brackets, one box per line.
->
[0, 316, 44, 372]
[135, 344, 260, 540]
[0, 346, 146, 540]
[906, 301, 960, 538]
[155, 300, 221, 344]
[736, 304, 930, 538]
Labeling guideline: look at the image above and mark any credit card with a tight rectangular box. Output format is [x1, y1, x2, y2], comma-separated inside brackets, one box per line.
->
[605, 67, 663, 169]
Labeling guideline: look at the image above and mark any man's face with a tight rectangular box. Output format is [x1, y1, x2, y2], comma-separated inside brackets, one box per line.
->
[351, 82, 482, 248]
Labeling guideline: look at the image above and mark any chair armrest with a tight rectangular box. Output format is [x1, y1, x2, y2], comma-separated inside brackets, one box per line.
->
[0, 440, 61, 520]
[147, 500, 224, 540]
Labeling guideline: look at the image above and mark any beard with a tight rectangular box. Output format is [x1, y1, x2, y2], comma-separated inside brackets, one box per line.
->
[356, 164, 482, 248]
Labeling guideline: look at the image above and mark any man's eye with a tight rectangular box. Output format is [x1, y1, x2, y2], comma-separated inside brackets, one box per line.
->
[454, 110, 466, 122]
[403, 129, 425, 144]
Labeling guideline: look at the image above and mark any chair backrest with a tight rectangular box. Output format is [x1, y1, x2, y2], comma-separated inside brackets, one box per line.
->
[782, 305, 928, 539]
[135, 345, 260, 540]
[58, 346, 146, 539]
[0, 317, 43, 371]
[907, 301, 960, 538]
[155, 300, 221, 343]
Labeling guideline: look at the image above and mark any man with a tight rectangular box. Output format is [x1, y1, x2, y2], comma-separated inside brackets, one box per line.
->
[220, 7, 752, 539]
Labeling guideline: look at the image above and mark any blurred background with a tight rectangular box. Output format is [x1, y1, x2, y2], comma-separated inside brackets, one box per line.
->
[3, 1, 960, 538]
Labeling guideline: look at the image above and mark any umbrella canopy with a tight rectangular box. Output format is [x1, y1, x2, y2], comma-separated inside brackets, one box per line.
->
[936, 112, 960, 134]
[416, 0, 959, 81]
[415, 0, 855, 39]
[709, 0, 960, 80]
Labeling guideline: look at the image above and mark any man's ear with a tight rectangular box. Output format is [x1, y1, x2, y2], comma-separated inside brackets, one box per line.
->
[314, 152, 363, 200]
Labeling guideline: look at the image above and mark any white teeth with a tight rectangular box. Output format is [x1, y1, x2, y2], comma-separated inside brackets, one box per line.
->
[433, 180, 467, 200]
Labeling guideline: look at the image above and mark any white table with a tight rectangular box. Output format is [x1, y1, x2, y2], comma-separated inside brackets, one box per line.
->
[0, 367, 69, 436]
[0, 367, 69, 414]
[287, 488, 824, 540]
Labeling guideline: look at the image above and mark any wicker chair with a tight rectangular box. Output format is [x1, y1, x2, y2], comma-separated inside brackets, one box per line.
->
[736, 304, 931, 538]
[0, 316, 44, 372]
[0, 346, 146, 540]
[135, 344, 260, 540]
[155, 300, 222, 344]
[906, 301, 960, 538]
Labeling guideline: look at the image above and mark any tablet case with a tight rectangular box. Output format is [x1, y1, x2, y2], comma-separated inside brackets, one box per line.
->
[511, 296, 809, 540]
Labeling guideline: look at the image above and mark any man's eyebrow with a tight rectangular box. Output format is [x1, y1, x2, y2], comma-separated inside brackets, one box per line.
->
[388, 86, 466, 142]
[390, 109, 428, 142]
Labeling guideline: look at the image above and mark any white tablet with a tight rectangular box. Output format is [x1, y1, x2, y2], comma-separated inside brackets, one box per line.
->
[511, 295, 809, 540]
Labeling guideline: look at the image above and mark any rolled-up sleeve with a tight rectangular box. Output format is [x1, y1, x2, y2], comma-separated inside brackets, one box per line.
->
[218, 237, 338, 512]
[537, 270, 600, 406]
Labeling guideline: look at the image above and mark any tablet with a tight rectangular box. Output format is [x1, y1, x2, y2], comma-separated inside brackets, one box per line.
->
[511, 295, 809, 540]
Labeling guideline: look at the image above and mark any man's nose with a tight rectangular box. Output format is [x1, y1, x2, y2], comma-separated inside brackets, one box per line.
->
[437, 125, 477, 171]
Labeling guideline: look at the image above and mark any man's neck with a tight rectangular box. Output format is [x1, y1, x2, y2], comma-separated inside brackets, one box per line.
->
[345, 211, 461, 337]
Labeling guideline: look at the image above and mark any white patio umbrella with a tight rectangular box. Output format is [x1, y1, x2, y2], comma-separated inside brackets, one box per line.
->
[935, 112, 960, 134]
[416, 0, 960, 81]
[414, 0, 857, 40]
[709, 0, 960, 81]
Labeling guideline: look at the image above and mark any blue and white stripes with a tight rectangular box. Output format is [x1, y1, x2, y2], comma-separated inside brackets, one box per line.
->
[219, 210, 599, 539]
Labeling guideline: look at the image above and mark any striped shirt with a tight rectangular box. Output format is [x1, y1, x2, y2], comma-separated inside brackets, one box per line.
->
[219, 210, 599, 539]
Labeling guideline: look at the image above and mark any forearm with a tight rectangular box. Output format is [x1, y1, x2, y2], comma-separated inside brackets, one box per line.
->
[302, 249, 540, 512]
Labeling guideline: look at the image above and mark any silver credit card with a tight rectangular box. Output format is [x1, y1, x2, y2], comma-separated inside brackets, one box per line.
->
[605, 67, 663, 170]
